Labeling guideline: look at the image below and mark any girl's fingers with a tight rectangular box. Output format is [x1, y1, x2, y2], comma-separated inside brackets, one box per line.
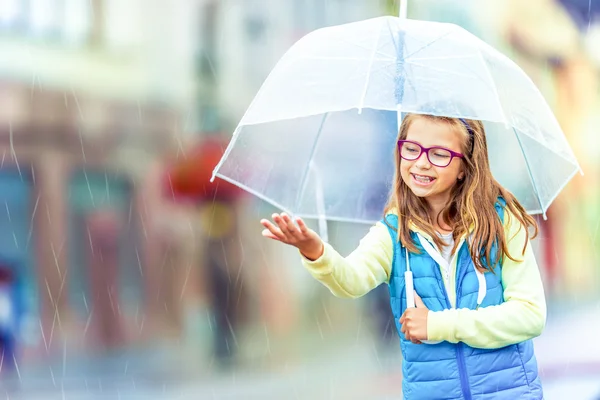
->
[260, 218, 278, 231]
[261, 229, 281, 241]
[296, 217, 310, 235]
[281, 213, 302, 238]
[272, 214, 290, 235]
[261, 219, 287, 241]
[274, 213, 300, 241]
[263, 213, 313, 244]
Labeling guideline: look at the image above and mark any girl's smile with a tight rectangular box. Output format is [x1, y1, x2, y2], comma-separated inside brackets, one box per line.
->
[411, 173, 436, 186]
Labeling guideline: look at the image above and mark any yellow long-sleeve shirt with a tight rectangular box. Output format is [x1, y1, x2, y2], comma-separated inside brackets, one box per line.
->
[301, 211, 547, 349]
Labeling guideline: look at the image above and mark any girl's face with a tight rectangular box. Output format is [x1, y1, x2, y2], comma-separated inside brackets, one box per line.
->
[400, 117, 465, 209]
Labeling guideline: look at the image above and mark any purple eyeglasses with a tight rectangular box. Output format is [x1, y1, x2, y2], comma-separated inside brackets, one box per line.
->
[397, 140, 464, 168]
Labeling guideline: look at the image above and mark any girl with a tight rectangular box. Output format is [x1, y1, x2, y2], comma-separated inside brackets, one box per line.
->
[260, 113, 546, 399]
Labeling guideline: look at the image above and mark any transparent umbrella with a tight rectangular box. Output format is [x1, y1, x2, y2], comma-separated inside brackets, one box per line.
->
[211, 15, 582, 224]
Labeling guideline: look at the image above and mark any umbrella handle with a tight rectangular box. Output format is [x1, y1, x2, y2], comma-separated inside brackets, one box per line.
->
[399, 0, 408, 19]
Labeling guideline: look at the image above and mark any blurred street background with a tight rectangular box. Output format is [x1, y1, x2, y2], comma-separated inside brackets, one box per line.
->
[0, 0, 599, 398]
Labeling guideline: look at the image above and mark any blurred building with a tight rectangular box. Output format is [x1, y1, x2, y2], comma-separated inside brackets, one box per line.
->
[201, 0, 385, 129]
[0, 0, 201, 357]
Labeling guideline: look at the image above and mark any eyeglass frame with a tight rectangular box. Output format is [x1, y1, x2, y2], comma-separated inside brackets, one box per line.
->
[397, 140, 465, 168]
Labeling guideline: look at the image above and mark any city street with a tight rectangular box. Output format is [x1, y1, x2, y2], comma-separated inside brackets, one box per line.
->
[0, 302, 598, 399]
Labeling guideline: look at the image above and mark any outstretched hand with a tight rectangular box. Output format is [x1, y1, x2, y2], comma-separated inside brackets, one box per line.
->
[260, 213, 324, 261]
[400, 292, 429, 344]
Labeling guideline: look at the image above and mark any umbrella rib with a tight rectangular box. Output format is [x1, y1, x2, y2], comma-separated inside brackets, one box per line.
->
[402, 30, 455, 60]
[407, 54, 483, 62]
[513, 129, 545, 218]
[216, 171, 381, 224]
[538, 167, 579, 218]
[386, 17, 399, 58]
[394, 31, 461, 98]
[211, 132, 240, 183]
[474, 42, 509, 123]
[315, 36, 395, 61]
[300, 56, 394, 61]
[214, 172, 295, 216]
[301, 62, 394, 92]
[473, 42, 582, 172]
[327, 24, 400, 60]
[406, 57, 496, 92]
[358, 19, 384, 112]
[294, 113, 329, 212]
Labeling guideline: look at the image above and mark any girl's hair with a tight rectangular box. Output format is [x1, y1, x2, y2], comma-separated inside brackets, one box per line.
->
[383, 113, 538, 272]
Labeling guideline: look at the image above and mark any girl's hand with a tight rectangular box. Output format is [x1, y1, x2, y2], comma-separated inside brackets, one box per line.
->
[260, 213, 324, 261]
[400, 292, 429, 344]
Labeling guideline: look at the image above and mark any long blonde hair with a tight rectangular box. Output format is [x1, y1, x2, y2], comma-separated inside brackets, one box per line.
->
[383, 113, 538, 272]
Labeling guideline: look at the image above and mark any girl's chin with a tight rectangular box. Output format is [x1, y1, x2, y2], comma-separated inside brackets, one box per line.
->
[409, 187, 433, 197]
[407, 180, 436, 193]
[407, 180, 440, 198]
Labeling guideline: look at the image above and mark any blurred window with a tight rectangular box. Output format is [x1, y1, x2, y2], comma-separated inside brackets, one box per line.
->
[0, 0, 142, 51]
[68, 171, 142, 321]
[0, 0, 92, 44]
[29, 0, 61, 38]
[63, 0, 93, 46]
[0, 0, 26, 31]
[198, 0, 218, 80]
[0, 170, 39, 335]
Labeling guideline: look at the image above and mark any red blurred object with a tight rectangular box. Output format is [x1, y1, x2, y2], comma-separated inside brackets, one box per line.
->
[165, 136, 245, 203]
[0, 267, 13, 284]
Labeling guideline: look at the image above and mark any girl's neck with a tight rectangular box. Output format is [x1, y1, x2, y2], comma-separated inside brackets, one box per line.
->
[427, 199, 453, 235]
[435, 225, 453, 235]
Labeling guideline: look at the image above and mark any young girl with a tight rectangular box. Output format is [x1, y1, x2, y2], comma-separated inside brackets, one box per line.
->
[260, 113, 546, 399]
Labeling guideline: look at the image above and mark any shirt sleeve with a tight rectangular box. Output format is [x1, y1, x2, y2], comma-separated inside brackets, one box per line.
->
[427, 211, 547, 349]
[301, 221, 393, 299]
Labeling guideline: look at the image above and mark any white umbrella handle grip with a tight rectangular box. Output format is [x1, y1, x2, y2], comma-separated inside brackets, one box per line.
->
[405, 271, 415, 308]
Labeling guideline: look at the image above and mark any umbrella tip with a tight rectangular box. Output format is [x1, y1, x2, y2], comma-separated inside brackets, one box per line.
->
[399, 0, 408, 19]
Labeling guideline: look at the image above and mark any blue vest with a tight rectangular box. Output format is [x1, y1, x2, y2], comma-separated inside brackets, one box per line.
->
[383, 202, 543, 399]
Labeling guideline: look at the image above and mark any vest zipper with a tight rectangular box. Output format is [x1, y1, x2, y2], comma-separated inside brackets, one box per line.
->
[454, 245, 472, 400]
[430, 256, 452, 309]
[456, 342, 473, 400]
[420, 235, 473, 399]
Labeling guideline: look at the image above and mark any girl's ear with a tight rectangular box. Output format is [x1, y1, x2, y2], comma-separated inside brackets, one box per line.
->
[458, 171, 465, 181]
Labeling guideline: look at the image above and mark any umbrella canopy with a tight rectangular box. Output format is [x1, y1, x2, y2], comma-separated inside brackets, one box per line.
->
[212, 16, 581, 223]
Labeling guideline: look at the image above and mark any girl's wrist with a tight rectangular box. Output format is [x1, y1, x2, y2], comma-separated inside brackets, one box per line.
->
[301, 242, 324, 261]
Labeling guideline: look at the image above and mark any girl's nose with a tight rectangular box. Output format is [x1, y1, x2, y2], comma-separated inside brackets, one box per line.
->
[414, 151, 431, 168]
